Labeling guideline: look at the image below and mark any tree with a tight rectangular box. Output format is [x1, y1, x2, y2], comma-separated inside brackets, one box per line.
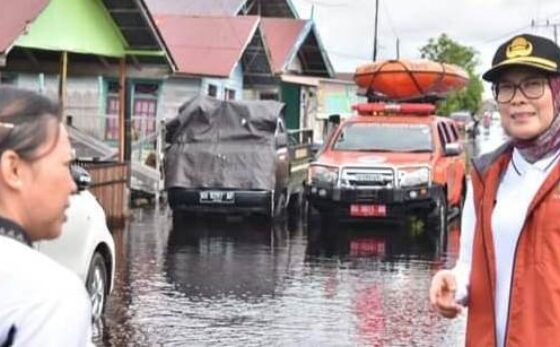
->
[420, 34, 483, 117]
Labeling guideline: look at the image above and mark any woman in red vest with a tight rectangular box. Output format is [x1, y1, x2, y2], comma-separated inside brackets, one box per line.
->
[430, 33, 560, 347]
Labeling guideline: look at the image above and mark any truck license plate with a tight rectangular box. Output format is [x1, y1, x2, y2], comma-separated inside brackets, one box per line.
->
[200, 191, 235, 204]
[350, 204, 386, 217]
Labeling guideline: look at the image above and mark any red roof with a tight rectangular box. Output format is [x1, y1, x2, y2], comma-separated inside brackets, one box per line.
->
[146, 0, 246, 16]
[155, 15, 259, 77]
[261, 18, 307, 73]
[0, 0, 49, 54]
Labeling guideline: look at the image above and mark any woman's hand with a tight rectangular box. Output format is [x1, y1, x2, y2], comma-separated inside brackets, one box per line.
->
[429, 270, 464, 318]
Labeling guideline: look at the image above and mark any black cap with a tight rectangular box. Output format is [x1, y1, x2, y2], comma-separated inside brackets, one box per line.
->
[482, 33, 560, 82]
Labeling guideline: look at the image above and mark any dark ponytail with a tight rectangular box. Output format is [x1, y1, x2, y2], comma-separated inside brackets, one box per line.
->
[0, 87, 62, 161]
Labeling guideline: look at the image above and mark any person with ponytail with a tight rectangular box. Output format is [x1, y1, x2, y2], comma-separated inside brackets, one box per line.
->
[0, 87, 93, 346]
[430, 33, 560, 347]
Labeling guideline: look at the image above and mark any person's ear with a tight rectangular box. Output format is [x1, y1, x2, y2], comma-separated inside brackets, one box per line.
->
[0, 150, 24, 190]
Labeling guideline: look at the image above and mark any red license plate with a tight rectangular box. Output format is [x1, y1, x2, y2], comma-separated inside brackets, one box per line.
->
[350, 204, 387, 217]
[350, 238, 386, 256]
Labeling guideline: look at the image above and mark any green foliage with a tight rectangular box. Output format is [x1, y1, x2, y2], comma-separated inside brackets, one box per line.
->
[420, 33, 483, 116]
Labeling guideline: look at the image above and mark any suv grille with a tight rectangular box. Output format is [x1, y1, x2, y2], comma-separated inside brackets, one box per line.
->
[341, 168, 394, 188]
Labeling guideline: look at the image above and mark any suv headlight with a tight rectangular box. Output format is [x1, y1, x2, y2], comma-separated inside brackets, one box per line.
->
[308, 165, 339, 184]
[397, 167, 430, 187]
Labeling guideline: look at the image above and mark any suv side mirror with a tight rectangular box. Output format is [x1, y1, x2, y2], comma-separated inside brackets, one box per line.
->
[444, 142, 463, 156]
[71, 164, 92, 191]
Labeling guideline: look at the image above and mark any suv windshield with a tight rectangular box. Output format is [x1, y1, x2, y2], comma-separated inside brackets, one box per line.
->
[332, 122, 433, 152]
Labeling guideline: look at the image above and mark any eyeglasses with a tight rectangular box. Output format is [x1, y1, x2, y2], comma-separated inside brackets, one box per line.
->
[493, 77, 547, 104]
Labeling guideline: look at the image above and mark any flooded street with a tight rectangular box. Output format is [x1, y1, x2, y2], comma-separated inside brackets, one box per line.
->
[96, 129, 506, 347]
[98, 211, 464, 347]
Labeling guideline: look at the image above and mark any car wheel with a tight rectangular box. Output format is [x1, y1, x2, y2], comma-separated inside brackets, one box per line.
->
[86, 252, 108, 322]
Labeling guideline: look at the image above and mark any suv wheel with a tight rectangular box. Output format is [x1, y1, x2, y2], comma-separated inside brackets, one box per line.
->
[86, 252, 108, 322]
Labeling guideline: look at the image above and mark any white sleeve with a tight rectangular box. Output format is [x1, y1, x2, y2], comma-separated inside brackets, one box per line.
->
[451, 179, 476, 306]
[16, 277, 94, 347]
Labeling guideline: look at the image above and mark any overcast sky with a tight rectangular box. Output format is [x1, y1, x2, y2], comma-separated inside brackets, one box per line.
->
[291, 0, 560, 83]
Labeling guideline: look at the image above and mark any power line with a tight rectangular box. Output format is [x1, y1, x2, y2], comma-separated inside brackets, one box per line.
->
[381, 0, 398, 38]
[546, 9, 560, 20]
[380, 0, 400, 59]
[481, 24, 532, 44]
[532, 19, 559, 43]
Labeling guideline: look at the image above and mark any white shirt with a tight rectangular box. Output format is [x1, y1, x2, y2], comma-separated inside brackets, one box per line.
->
[0, 236, 94, 347]
[452, 148, 560, 347]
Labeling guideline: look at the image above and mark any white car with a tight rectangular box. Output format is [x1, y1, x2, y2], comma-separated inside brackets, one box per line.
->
[35, 166, 115, 322]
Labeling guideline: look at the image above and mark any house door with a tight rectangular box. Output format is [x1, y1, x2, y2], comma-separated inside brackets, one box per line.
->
[281, 83, 300, 130]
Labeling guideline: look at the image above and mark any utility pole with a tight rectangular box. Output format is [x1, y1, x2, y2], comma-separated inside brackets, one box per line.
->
[373, 0, 379, 60]
[396, 38, 400, 59]
[531, 19, 559, 44]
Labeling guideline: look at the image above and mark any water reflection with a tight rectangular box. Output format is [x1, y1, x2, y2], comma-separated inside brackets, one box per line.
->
[97, 207, 466, 346]
[93, 123, 515, 346]
[303, 218, 464, 347]
[307, 220, 437, 260]
[166, 214, 293, 299]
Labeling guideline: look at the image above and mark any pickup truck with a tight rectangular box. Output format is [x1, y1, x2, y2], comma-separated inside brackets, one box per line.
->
[164, 95, 313, 219]
[306, 102, 466, 245]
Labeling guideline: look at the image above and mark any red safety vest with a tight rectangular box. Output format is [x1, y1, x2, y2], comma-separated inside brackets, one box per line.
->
[466, 143, 560, 346]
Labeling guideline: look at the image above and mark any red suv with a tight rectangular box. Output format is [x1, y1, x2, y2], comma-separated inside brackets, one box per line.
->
[306, 103, 466, 244]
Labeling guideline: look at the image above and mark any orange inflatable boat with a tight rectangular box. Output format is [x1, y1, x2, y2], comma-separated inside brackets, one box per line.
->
[354, 59, 469, 100]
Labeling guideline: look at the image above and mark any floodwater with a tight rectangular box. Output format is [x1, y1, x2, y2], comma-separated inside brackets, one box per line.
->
[96, 128, 506, 347]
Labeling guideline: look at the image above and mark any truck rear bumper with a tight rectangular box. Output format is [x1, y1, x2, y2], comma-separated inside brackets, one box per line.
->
[168, 188, 272, 214]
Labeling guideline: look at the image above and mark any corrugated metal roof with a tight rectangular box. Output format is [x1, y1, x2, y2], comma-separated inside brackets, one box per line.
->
[146, 0, 246, 16]
[155, 15, 260, 77]
[245, 0, 298, 18]
[102, 0, 172, 54]
[262, 18, 333, 78]
[1, 0, 173, 68]
[16, 0, 128, 57]
[145, 0, 298, 18]
[260, 18, 307, 73]
[0, 0, 49, 54]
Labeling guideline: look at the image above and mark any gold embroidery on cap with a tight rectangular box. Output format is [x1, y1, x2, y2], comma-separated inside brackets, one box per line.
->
[506, 37, 533, 58]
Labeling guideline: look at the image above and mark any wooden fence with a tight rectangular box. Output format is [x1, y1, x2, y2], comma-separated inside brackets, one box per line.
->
[76, 160, 129, 228]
